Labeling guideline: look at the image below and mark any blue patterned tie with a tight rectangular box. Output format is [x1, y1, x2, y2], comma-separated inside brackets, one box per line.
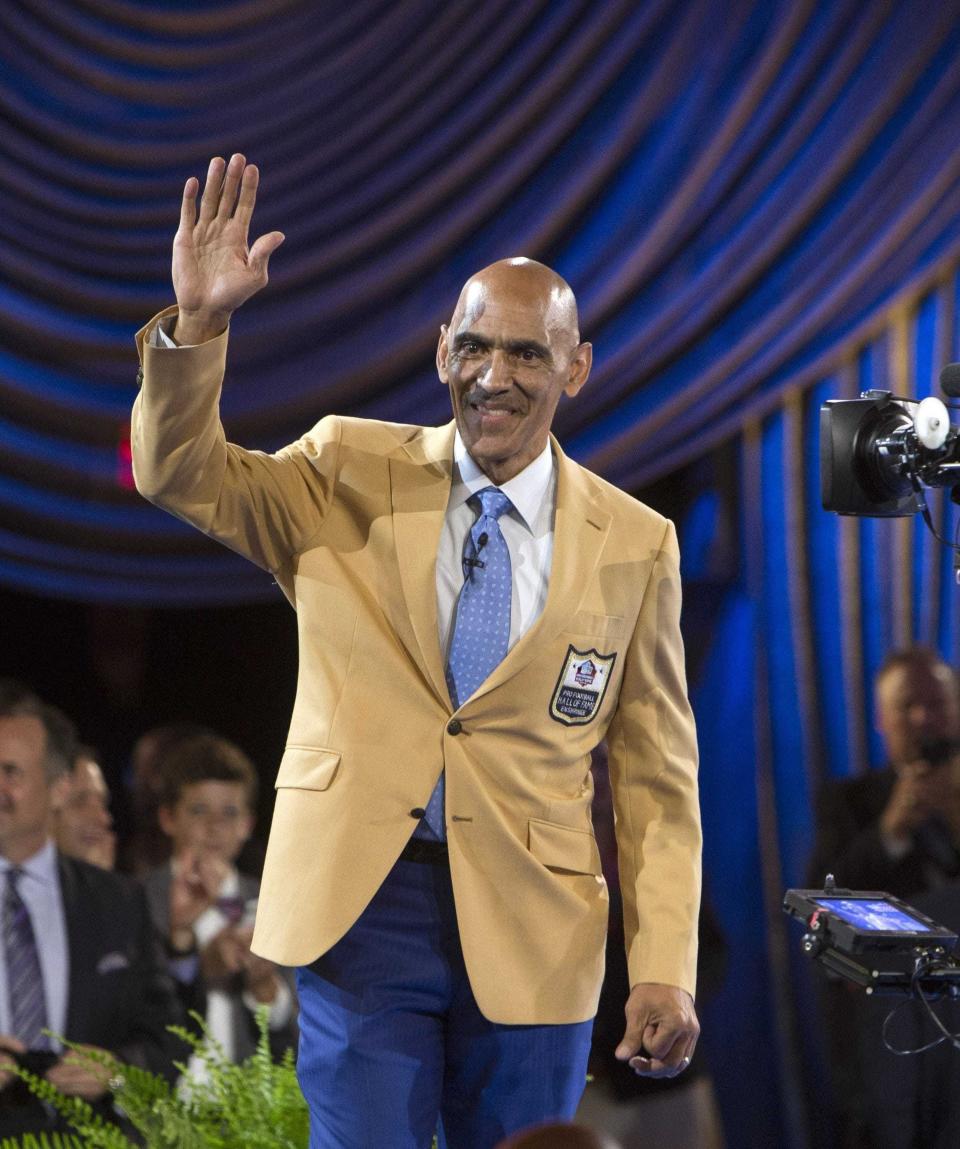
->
[3, 867, 47, 1048]
[416, 487, 514, 841]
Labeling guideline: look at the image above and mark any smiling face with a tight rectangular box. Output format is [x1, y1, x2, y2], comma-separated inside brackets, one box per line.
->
[55, 753, 114, 868]
[437, 259, 592, 484]
[0, 714, 63, 864]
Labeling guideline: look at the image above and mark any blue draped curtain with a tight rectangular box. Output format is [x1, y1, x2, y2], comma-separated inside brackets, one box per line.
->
[4, 2, 960, 1145]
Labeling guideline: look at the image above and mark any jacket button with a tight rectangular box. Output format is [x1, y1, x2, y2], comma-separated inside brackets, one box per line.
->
[447, 719, 463, 735]
[410, 807, 426, 818]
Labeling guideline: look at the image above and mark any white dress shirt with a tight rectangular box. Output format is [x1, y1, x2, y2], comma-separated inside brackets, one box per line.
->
[0, 839, 69, 1049]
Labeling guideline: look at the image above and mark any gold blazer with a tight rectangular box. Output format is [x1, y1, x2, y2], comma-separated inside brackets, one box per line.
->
[132, 311, 701, 1025]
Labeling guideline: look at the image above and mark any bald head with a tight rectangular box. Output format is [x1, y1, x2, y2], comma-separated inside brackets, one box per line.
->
[451, 258, 581, 355]
[437, 257, 592, 484]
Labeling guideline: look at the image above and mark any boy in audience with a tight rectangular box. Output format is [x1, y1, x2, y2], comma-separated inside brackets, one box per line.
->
[142, 734, 297, 1066]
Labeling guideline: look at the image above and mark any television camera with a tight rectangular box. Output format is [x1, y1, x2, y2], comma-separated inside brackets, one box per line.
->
[821, 363, 960, 573]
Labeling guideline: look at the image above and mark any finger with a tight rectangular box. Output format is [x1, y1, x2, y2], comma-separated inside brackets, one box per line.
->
[628, 1034, 688, 1077]
[217, 153, 246, 221]
[628, 1054, 677, 1078]
[198, 156, 226, 222]
[234, 163, 261, 237]
[641, 1020, 682, 1063]
[249, 231, 285, 275]
[615, 1017, 646, 1060]
[179, 176, 199, 234]
[630, 1057, 686, 1079]
[673, 1037, 698, 1073]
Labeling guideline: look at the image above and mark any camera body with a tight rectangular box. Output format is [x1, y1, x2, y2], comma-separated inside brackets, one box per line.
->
[821, 387, 960, 517]
[821, 394, 919, 515]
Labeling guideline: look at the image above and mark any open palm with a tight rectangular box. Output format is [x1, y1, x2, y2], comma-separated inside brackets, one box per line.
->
[172, 153, 284, 339]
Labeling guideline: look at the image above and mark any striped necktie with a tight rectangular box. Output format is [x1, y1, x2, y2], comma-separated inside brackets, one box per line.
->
[3, 867, 47, 1048]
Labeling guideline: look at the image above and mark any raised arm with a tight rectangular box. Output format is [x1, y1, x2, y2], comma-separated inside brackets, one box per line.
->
[132, 157, 337, 578]
[172, 154, 285, 345]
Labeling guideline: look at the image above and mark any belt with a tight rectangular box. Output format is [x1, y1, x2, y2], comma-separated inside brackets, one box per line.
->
[400, 837, 449, 865]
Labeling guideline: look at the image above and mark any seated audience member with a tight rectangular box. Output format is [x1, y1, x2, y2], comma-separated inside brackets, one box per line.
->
[53, 745, 115, 870]
[118, 720, 214, 877]
[807, 646, 960, 1149]
[143, 733, 296, 1066]
[0, 690, 182, 1137]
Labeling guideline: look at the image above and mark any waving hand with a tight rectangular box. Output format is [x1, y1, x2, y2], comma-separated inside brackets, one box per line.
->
[172, 153, 284, 345]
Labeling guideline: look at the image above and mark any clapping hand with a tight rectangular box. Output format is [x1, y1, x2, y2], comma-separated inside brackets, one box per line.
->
[880, 754, 960, 843]
[172, 153, 285, 346]
[169, 847, 228, 942]
[45, 1045, 114, 1101]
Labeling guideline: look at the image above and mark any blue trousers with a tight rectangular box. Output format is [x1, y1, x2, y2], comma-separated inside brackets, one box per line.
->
[296, 855, 593, 1149]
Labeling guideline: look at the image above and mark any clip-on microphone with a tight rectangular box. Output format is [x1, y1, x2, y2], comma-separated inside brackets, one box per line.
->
[463, 532, 489, 569]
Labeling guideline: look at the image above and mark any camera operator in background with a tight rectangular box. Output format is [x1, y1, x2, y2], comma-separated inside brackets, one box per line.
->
[807, 646, 960, 1149]
[808, 647, 960, 900]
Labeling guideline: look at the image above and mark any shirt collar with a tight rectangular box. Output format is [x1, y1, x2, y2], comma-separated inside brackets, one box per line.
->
[452, 430, 555, 533]
[0, 838, 59, 886]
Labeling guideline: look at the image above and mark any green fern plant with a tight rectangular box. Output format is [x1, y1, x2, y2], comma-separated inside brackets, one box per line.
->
[0, 1136, 84, 1149]
[10, 1009, 308, 1149]
[10, 1013, 441, 1149]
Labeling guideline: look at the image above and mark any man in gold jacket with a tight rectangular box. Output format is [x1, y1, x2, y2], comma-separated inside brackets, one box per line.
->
[132, 154, 702, 1149]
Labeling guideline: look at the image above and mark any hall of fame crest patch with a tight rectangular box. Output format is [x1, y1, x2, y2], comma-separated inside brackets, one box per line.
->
[549, 645, 617, 726]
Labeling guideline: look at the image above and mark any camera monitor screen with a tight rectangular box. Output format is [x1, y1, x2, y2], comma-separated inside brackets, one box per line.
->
[783, 887, 959, 955]
[812, 897, 936, 934]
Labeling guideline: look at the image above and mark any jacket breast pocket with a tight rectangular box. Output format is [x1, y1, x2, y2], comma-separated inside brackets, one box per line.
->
[274, 746, 341, 791]
[528, 818, 601, 876]
[564, 611, 625, 639]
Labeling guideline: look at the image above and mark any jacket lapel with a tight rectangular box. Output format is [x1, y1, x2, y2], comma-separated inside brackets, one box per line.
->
[58, 854, 89, 1040]
[463, 436, 612, 705]
[390, 421, 457, 708]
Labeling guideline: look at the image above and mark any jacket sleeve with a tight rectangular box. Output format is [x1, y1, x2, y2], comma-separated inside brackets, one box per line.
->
[604, 519, 702, 997]
[131, 307, 340, 577]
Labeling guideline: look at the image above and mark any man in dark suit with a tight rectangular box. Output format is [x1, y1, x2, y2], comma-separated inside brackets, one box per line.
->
[0, 688, 182, 1136]
[807, 646, 960, 898]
